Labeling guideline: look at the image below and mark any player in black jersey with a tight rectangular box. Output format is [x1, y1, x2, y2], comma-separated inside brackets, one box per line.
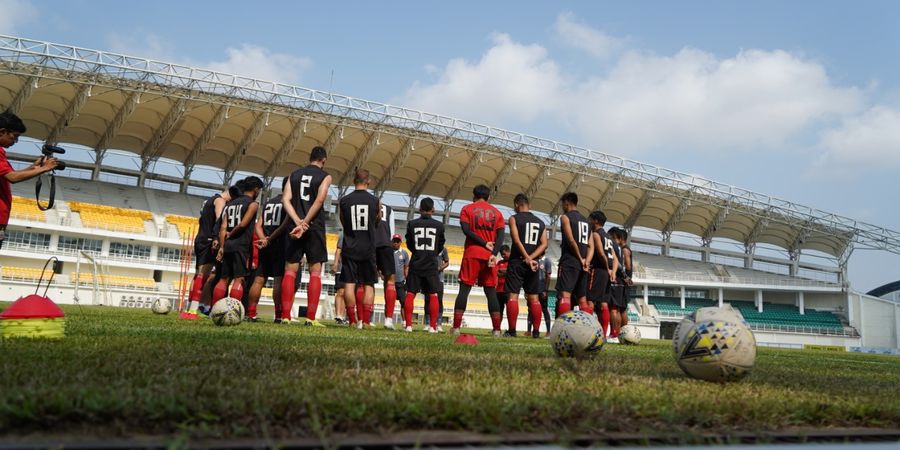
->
[338, 169, 381, 329]
[555, 192, 593, 316]
[331, 232, 349, 324]
[607, 227, 632, 343]
[247, 178, 291, 322]
[504, 194, 549, 338]
[588, 210, 618, 338]
[181, 187, 232, 320]
[281, 146, 332, 326]
[403, 197, 446, 333]
[375, 203, 399, 329]
[212, 177, 264, 306]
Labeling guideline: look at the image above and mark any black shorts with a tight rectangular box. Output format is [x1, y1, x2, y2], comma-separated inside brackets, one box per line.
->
[555, 262, 587, 298]
[406, 272, 441, 295]
[587, 267, 611, 303]
[375, 246, 395, 277]
[257, 242, 285, 279]
[221, 251, 250, 279]
[504, 260, 541, 295]
[610, 284, 628, 309]
[285, 227, 328, 264]
[340, 257, 378, 286]
[194, 239, 216, 269]
[334, 272, 345, 291]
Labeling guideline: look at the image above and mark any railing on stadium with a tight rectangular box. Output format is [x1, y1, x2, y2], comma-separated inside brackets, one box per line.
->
[638, 267, 838, 288]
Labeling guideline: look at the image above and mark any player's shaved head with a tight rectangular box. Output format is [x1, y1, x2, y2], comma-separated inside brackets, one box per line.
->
[353, 168, 370, 185]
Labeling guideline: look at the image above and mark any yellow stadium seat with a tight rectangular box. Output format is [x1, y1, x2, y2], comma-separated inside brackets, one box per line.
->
[68, 201, 150, 233]
[70, 272, 157, 290]
[261, 287, 273, 298]
[326, 233, 339, 252]
[10, 196, 47, 222]
[446, 245, 465, 265]
[165, 214, 198, 239]
[1, 266, 54, 281]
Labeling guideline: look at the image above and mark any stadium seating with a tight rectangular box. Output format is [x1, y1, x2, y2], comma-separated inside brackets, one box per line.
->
[649, 296, 845, 333]
[10, 196, 46, 222]
[70, 272, 157, 290]
[165, 215, 198, 239]
[68, 201, 152, 234]
[0, 266, 55, 281]
[446, 245, 464, 265]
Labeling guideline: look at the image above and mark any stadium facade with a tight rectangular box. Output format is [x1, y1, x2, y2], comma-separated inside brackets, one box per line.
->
[1, 35, 898, 350]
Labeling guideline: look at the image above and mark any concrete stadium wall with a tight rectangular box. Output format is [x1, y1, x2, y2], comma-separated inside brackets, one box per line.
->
[848, 292, 900, 349]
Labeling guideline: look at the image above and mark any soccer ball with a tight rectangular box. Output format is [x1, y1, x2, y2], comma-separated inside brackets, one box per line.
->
[150, 298, 171, 315]
[619, 324, 641, 345]
[549, 310, 604, 358]
[210, 297, 244, 326]
[673, 305, 756, 382]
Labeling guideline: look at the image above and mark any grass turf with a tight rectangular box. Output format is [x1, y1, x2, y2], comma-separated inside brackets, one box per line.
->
[0, 304, 898, 441]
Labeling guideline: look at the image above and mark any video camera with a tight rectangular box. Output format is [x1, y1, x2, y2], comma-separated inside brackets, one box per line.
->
[41, 144, 66, 170]
[35, 143, 67, 211]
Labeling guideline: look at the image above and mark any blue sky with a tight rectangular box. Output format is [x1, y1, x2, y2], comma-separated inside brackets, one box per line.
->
[3, 0, 899, 291]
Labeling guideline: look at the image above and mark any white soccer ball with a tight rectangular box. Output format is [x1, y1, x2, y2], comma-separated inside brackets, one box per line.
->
[210, 297, 244, 326]
[620, 324, 641, 345]
[150, 298, 172, 315]
[549, 310, 604, 358]
[673, 305, 756, 382]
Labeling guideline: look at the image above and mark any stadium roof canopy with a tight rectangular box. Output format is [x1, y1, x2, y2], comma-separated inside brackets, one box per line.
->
[1, 35, 899, 262]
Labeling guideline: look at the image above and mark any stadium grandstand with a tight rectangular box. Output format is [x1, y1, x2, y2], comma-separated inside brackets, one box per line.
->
[1, 35, 899, 351]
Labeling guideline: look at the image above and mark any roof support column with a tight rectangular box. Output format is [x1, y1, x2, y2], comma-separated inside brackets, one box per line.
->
[223, 111, 268, 187]
[797, 291, 805, 315]
[680, 286, 686, 309]
[182, 105, 228, 193]
[7, 75, 38, 115]
[93, 91, 139, 181]
[744, 243, 755, 269]
[46, 83, 92, 145]
[376, 138, 414, 198]
[139, 97, 188, 186]
[718, 287, 724, 308]
[756, 290, 764, 313]
[338, 130, 380, 197]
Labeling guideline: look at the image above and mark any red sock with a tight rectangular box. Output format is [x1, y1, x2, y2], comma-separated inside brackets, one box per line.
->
[506, 297, 519, 332]
[558, 295, 572, 315]
[385, 282, 397, 319]
[490, 312, 502, 331]
[212, 279, 228, 305]
[453, 311, 464, 329]
[363, 301, 374, 325]
[600, 303, 610, 337]
[612, 326, 619, 338]
[355, 286, 364, 322]
[529, 300, 542, 332]
[404, 292, 415, 328]
[248, 293, 259, 319]
[306, 272, 322, 321]
[189, 274, 205, 302]
[346, 299, 357, 325]
[228, 280, 244, 303]
[428, 294, 439, 329]
[280, 270, 298, 320]
[579, 299, 594, 315]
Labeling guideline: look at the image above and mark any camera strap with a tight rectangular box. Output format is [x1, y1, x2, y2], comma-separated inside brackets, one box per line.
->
[35, 171, 56, 211]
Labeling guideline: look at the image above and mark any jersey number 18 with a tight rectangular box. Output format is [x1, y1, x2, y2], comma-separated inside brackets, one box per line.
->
[351, 204, 369, 231]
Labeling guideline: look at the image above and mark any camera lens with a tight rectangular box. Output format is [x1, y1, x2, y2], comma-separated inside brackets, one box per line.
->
[56, 161, 66, 171]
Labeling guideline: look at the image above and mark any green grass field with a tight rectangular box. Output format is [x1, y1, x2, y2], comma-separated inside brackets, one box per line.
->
[1, 304, 898, 443]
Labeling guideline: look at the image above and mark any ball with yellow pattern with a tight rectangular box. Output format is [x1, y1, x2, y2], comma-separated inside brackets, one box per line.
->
[673, 305, 756, 382]
[549, 310, 605, 358]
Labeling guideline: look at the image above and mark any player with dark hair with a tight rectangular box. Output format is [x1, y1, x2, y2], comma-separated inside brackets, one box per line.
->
[281, 146, 332, 326]
[247, 178, 291, 322]
[588, 210, 618, 338]
[375, 203, 399, 329]
[424, 245, 450, 330]
[0, 111, 58, 251]
[504, 193, 549, 338]
[495, 244, 511, 325]
[607, 227, 632, 343]
[338, 168, 381, 329]
[181, 191, 232, 319]
[212, 177, 263, 305]
[391, 234, 410, 324]
[556, 192, 592, 316]
[452, 184, 505, 337]
[404, 197, 446, 332]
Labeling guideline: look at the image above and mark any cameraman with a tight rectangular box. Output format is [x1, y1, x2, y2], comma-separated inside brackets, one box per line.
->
[0, 111, 59, 250]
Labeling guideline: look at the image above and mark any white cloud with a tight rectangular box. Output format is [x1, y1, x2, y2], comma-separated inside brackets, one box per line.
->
[399, 33, 565, 124]
[203, 44, 312, 85]
[816, 106, 900, 172]
[400, 20, 863, 159]
[106, 32, 311, 85]
[0, 0, 38, 35]
[554, 11, 622, 60]
[569, 48, 863, 154]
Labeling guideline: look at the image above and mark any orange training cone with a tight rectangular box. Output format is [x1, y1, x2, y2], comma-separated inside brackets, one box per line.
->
[0, 294, 65, 339]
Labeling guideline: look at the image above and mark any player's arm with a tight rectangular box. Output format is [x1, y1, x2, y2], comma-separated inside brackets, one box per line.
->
[610, 249, 620, 283]
[376, 200, 383, 222]
[543, 256, 552, 294]
[227, 202, 258, 240]
[253, 218, 267, 248]
[281, 179, 302, 227]
[439, 249, 450, 271]
[267, 215, 292, 243]
[2, 157, 58, 183]
[332, 242, 342, 275]
[560, 215, 582, 259]
[302, 174, 332, 226]
[403, 250, 409, 279]
[216, 212, 227, 260]
[211, 196, 228, 248]
[492, 213, 506, 257]
[529, 228, 549, 262]
[623, 247, 634, 285]
[509, 216, 529, 263]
